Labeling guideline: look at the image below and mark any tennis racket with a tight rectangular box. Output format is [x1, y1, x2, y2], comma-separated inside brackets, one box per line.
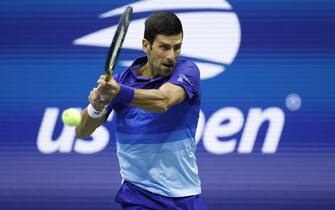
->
[104, 6, 133, 81]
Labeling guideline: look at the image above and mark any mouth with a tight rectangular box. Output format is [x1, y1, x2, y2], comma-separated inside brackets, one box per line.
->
[162, 63, 174, 70]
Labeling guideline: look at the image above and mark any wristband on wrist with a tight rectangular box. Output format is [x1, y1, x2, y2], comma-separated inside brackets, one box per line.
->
[87, 104, 102, 118]
[115, 84, 135, 104]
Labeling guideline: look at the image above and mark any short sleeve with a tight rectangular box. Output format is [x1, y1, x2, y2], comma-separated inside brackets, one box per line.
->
[167, 59, 200, 100]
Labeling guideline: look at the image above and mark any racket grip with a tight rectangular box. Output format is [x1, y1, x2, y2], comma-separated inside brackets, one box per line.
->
[105, 74, 111, 81]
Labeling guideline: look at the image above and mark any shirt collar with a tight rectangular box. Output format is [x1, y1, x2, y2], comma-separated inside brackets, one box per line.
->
[129, 56, 165, 82]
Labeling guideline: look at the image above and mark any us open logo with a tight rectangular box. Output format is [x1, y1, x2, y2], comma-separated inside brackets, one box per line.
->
[73, 0, 241, 80]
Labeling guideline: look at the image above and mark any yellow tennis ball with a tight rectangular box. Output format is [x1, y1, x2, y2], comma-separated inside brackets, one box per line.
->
[61, 108, 81, 127]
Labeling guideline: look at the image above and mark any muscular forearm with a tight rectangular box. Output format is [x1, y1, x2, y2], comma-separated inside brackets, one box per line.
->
[97, 76, 186, 113]
[75, 108, 106, 138]
[131, 89, 170, 112]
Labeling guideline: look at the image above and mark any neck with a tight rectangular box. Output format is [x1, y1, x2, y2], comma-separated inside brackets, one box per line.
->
[137, 63, 156, 79]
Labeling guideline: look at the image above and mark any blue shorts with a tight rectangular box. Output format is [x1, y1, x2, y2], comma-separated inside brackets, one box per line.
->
[115, 181, 209, 210]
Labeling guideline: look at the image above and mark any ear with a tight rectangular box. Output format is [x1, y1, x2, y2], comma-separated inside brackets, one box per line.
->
[142, 38, 150, 53]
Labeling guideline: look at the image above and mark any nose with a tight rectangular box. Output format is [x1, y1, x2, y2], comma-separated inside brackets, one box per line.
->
[166, 49, 175, 62]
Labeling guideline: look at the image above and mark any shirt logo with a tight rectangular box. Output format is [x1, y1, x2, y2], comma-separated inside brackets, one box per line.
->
[178, 74, 192, 85]
[178, 76, 183, 83]
[73, 0, 241, 80]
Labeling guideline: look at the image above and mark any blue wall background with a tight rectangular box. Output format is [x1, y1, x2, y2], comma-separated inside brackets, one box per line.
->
[1, 0, 335, 210]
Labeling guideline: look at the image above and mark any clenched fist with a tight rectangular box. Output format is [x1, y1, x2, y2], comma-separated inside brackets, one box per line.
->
[88, 87, 105, 111]
[88, 75, 120, 111]
[97, 75, 120, 102]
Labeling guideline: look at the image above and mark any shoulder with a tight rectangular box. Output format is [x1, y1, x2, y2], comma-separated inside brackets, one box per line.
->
[167, 58, 201, 100]
[173, 58, 200, 78]
[113, 66, 133, 83]
[176, 58, 199, 70]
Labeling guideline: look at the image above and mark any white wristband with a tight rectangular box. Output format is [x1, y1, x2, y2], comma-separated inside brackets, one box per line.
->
[87, 104, 102, 118]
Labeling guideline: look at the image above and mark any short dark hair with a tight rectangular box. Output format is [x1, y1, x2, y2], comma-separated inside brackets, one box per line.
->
[144, 11, 183, 44]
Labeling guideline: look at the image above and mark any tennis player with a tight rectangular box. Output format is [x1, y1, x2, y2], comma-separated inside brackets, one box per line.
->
[76, 11, 208, 210]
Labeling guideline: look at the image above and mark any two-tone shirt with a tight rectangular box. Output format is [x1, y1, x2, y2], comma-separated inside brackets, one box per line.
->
[106, 56, 201, 197]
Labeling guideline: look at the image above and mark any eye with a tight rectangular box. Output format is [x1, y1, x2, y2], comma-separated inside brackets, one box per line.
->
[160, 44, 171, 51]
[174, 44, 181, 51]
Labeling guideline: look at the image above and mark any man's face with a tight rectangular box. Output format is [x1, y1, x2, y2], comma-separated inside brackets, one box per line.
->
[143, 33, 183, 78]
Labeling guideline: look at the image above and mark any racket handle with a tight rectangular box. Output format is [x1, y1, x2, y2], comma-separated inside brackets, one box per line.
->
[105, 74, 111, 81]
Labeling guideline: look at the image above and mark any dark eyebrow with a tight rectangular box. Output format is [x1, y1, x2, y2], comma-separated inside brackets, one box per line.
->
[158, 42, 169, 45]
[159, 42, 182, 47]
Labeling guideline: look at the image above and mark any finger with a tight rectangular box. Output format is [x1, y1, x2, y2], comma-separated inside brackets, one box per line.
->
[101, 76, 116, 86]
[101, 75, 112, 84]
[96, 102, 105, 111]
[97, 88, 110, 102]
[89, 89, 96, 101]
[98, 87, 113, 97]
[93, 89, 104, 102]
[98, 75, 105, 82]
[98, 84, 115, 97]
[100, 78, 107, 86]
[97, 86, 106, 96]
[91, 93, 100, 104]
[89, 94, 97, 106]
[89, 88, 105, 110]
[92, 88, 99, 97]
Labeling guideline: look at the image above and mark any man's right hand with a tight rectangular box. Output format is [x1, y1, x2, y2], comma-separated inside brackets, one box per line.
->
[88, 87, 106, 112]
[76, 88, 107, 139]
